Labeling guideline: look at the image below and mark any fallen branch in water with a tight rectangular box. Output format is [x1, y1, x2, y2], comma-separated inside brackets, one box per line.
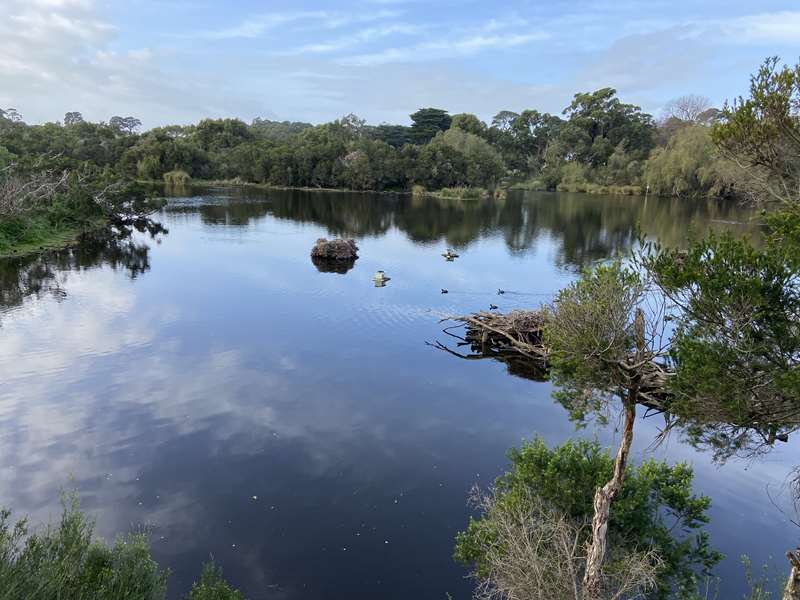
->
[437, 308, 671, 412]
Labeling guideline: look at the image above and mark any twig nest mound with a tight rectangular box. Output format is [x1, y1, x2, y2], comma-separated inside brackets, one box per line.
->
[310, 238, 359, 261]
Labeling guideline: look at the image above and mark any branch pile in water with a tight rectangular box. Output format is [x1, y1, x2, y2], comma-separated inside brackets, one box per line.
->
[457, 309, 549, 362]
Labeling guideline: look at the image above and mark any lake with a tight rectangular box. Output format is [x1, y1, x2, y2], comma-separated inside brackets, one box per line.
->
[0, 187, 795, 599]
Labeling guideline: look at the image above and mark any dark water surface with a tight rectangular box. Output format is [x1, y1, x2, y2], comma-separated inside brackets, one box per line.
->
[0, 188, 796, 599]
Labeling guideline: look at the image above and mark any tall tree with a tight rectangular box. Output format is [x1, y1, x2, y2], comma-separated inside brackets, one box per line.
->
[560, 88, 655, 167]
[662, 94, 712, 123]
[409, 107, 452, 144]
[63, 112, 85, 126]
[109, 115, 142, 135]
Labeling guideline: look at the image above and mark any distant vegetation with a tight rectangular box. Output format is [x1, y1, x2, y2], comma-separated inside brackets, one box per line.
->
[1, 87, 736, 200]
[0, 82, 746, 255]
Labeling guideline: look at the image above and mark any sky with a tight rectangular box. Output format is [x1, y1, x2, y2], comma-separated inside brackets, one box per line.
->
[2, 0, 800, 129]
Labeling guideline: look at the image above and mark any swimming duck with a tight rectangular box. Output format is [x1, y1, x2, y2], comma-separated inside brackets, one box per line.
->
[489, 304, 498, 310]
[497, 289, 505, 295]
[441, 288, 448, 294]
[442, 249, 459, 260]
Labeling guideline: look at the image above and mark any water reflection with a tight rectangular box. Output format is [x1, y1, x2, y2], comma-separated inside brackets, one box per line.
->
[163, 186, 759, 271]
[0, 218, 167, 317]
[0, 189, 789, 600]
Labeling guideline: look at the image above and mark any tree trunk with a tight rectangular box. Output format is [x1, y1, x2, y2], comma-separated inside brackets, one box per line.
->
[785, 548, 800, 600]
[582, 395, 637, 600]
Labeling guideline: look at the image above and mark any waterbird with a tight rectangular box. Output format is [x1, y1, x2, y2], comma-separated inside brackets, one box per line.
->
[441, 288, 448, 294]
[497, 289, 505, 295]
[489, 304, 498, 310]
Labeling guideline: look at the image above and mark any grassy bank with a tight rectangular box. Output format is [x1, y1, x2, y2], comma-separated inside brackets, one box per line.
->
[556, 182, 643, 195]
[510, 177, 643, 196]
[0, 170, 159, 258]
[0, 213, 108, 257]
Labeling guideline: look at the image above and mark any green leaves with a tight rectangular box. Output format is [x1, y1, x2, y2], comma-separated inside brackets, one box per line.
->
[454, 438, 721, 599]
[712, 56, 800, 207]
[644, 226, 800, 459]
[0, 495, 245, 600]
[544, 263, 646, 421]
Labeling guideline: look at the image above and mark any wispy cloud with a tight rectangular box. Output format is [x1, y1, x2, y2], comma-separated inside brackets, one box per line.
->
[279, 23, 424, 55]
[340, 31, 549, 66]
[717, 10, 800, 43]
[198, 11, 328, 40]
[199, 9, 403, 40]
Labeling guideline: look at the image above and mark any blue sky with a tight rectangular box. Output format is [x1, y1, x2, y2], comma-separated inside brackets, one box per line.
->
[2, 0, 799, 128]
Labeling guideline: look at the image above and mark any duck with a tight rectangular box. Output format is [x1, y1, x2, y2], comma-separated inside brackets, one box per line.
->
[441, 288, 448, 294]
[489, 304, 498, 310]
[497, 289, 505, 295]
[442, 249, 459, 260]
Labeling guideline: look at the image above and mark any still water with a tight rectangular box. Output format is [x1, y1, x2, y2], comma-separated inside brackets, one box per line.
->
[0, 188, 795, 599]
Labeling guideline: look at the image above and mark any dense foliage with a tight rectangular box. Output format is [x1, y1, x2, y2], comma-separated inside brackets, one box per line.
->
[0, 494, 243, 600]
[1, 85, 736, 198]
[454, 438, 720, 599]
[639, 57, 800, 460]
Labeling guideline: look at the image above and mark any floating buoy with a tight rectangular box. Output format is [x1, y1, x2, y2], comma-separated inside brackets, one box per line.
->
[373, 270, 391, 287]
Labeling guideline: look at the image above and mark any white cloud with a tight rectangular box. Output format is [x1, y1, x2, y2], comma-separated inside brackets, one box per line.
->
[198, 11, 329, 40]
[278, 23, 424, 55]
[719, 10, 800, 43]
[340, 31, 550, 66]
[199, 9, 403, 40]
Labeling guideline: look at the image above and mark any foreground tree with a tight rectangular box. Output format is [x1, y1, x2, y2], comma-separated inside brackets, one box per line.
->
[650, 56, 800, 599]
[544, 265, 672, 599]
[712, 56, 800, 206]
[455, 438, 719, 599]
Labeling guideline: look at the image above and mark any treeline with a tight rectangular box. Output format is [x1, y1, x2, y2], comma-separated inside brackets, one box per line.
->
[0, 89, 734, 197]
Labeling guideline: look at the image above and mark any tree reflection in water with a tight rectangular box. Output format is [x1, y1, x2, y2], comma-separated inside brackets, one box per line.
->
[0, 216, 167, 315]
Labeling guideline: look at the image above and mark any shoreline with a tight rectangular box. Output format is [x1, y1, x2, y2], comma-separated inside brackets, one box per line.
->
[0, 217, 109, 259]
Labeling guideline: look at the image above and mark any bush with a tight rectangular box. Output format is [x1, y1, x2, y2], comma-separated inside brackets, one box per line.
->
[185, 563, 243, 600]
[0, 494, 246, 600]
[455, 438, 721, 599]
[644, 125, 733, 198]
[435, 186, 488, 200]
[0, 493, 167, 600]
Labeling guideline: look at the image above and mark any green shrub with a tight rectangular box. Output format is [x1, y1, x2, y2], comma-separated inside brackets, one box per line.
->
[435, 186, 488, 200]
[0, 493, 167, 600]
[455, 438, 721, 599]
[0, 494, 246, 600]
[185, 562, 243, 600]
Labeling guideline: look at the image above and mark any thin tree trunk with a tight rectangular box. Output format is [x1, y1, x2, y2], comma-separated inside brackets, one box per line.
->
[582, 395, 637, 600]
[785, 548, 800, 600]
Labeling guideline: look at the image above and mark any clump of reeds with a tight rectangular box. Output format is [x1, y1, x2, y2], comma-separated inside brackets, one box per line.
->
[163, 170, 191, 186]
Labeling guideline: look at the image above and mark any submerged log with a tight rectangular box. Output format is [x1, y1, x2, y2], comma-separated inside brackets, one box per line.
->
[310, 238, 359, 261]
